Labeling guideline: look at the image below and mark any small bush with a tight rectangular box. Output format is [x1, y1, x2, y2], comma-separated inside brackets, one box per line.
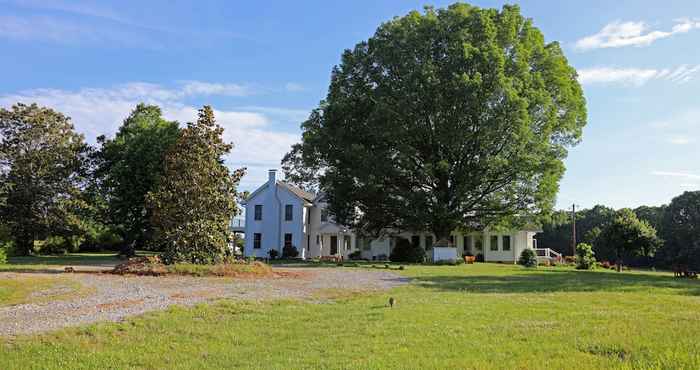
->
[575, 243, 596, 270]
[268, 249, 279, 260]
[348, 250, 362, 260]
[390, 237, 425, 263]
[475, 253, 484, 262]
[282, 245, 299, 258]
[518, 249, 538, 268]
[0, 248, 6, 264]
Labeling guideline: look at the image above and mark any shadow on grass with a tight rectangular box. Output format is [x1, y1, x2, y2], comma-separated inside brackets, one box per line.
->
[412, 269, 700, 296]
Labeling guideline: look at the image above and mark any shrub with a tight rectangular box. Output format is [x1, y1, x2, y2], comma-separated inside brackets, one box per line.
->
[575, 243, 597, 270]
[0, 248, 6, 264]
[348, 250, 362, 260]
[268, 249, 279, 259]
[475, 253, 484, 262]
[518, 249, 538, 268]
[389, 237, 425, 263]
[282, 245, 299, 258]
[434, 259, 460, 266]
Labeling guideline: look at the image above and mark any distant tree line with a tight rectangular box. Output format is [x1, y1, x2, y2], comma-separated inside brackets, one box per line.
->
[0, 102, 245, 264]
[536, 194, 700, 270]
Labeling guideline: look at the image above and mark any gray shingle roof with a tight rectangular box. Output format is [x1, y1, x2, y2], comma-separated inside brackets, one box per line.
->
[278, 181, 315, 203]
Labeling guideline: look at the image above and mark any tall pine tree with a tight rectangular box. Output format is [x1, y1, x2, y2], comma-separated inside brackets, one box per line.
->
[147, 106, 245, 264]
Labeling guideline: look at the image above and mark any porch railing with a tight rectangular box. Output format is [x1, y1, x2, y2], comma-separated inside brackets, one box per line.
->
[533, 248, 562, 261]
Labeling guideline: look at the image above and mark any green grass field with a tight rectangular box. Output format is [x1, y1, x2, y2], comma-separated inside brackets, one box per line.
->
[1, 263, 699, 369]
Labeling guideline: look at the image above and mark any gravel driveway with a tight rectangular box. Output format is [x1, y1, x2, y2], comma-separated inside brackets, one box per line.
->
[0, 268, 408, 336]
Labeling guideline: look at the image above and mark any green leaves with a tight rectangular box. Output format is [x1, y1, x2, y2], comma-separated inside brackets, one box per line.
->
[0, 103, 88, 255]
[96, 104, 180, 254]
[147, 106, 245, 264]
[283, 4, 586, 240]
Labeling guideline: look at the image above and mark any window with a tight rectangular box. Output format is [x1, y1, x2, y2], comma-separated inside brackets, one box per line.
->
[411, 235, 420, 247]
[490, 235, 498, 251]
[502, 235, 511, 251]
[284, 233, 293, 247]
[307, 208, 311, 224]
[253, 233, 262, 249]
[254, 205, 262, 220]
[344, 235, 351, 250]
[463, 236, 471, 253]
[449, 235, 454, 246]
[285, 204, 293, 221]
[307, 235, 310, 251]
[321, 209, 328, 222]
[425, 236, 433, 250]
[474, 235, 483, 251]
[316, 235, 320, 245]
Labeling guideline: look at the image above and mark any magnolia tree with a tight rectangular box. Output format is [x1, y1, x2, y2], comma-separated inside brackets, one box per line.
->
[283, 4, 586, 242]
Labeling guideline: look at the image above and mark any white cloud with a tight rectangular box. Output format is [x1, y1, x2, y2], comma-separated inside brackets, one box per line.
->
[651, 171, 700, 180]
[666, 135, 695, 145]
[575, 19, 700, 51]
[680, 183, 700, 189]
[578, 65, 700, 86]
[179, 81, 254, 97]
[284, 82, 305, 92]
[0, 82, 301, 188]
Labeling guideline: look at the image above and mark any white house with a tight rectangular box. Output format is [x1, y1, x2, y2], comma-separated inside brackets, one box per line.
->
[243, 169, 541, 263]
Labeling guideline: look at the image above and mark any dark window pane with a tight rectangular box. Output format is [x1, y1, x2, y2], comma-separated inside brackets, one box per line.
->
[490, 235, 498, 251]
[254, 205, 263, 220]
[253, 233, 262, 249]
[285, 204, 293, 221]
[284, 233, 292, 247]
[502, 235, 511, 251]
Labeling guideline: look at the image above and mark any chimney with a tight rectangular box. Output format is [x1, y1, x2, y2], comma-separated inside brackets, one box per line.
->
[268, 169, 277, 185]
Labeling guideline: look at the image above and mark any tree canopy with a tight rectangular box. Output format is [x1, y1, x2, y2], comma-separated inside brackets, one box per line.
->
[0, 103, 88, 255]
[661, 191, 700, 269]
[282, 4, 586, 241]
[147, 106, 245, 264]
[96, 104, 180, 255]
[597, 208, 661, 271]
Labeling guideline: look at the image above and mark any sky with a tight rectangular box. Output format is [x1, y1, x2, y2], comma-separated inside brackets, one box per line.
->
[1, 0, 699, 211]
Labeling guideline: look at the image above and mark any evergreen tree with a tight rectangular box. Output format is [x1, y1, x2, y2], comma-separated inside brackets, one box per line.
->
[147, 106, 245, 264]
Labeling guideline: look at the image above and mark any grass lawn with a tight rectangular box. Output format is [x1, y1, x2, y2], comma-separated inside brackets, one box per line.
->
[2, 251, 156, 272]
[2, 263, 700, 369]
[0, 276, 88, 307]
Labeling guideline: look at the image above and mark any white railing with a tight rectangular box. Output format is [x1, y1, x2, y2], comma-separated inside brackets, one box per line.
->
[534, 248, 562, 261]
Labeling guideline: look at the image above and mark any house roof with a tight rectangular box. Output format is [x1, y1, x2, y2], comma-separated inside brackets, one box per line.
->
[242, 180, 315, 205]
[278, 181, 315, 203]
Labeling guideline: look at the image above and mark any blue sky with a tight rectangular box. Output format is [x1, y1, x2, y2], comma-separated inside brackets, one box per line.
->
[1, 0, 699, 210]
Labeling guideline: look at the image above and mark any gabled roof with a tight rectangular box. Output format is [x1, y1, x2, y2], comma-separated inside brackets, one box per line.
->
[242, 180, 315, 205]
[278, 181, 315, 203]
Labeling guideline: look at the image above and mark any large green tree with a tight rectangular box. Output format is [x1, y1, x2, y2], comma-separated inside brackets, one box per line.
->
[96, 104, 180, 256]
[661, 191, 700, 270]
[283, 4, 586, 242]
[0, 103, 88, 255]
[147, 106, 245, 264]
[597, 208, 661, 271]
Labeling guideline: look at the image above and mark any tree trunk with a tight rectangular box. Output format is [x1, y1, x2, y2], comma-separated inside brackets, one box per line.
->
[616, 251, 623, 272]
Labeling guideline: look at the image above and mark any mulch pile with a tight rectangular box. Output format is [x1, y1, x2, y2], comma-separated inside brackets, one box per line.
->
[111, 256, 168, 276]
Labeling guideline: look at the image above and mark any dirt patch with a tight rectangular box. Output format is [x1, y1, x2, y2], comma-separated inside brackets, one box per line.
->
[110, 256, 273, 278]
[96, 299, 145, 311]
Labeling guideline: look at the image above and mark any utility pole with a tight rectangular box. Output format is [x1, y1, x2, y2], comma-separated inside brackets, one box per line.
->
[571, 204, 577, 257]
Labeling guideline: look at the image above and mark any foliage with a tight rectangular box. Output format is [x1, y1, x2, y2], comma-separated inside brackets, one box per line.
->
[268, 249, 279, 260]
[518, 248, 538, 268]
[348, 250, 362, 260]
[147, 106, 245, 264]
[282, 245, 299, 258]
[111, 255, 271, 277]
[575, 243, 596, 270]
[597, 209, 661, 271]
[390, 237, 425, 263]
[282, 4, 586, 242]
[0, 247, 6, 264]
[536, 205, 615, 256]
[0, 103, 88, 255]
[96, 104, 180, 256]
[660, 191, 700, 270]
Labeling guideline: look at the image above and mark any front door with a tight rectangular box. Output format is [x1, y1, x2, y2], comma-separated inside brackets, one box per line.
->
[330, 235, 338, 255]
